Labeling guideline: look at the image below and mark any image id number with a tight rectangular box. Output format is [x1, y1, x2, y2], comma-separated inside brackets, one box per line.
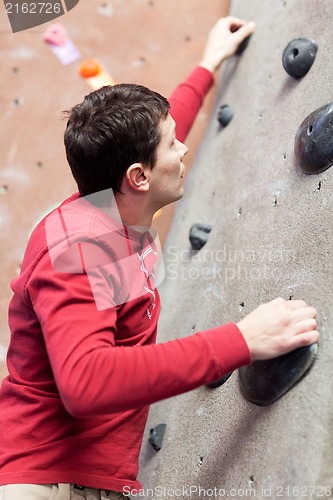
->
[276, 485, 332, 497]
[5, 3, 62, 14]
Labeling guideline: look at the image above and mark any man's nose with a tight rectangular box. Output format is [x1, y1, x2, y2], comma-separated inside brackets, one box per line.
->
[176, 139, 188, 158]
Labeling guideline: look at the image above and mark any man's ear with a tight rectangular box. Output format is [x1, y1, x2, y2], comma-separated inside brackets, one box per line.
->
[125, 163, 150, 192]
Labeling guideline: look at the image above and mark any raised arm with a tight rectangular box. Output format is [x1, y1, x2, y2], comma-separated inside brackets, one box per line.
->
[169, 16, 256, 142]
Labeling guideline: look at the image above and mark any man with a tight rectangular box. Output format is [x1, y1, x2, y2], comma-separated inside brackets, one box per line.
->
[0, 17, 318, 500]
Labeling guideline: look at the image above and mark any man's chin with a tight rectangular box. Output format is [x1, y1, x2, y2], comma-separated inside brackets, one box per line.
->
[157, 188, 185, 210]
[173, 188, 185, 203]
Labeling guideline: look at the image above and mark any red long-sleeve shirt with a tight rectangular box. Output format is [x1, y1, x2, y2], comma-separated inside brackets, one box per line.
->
[0, 67, 250, 492]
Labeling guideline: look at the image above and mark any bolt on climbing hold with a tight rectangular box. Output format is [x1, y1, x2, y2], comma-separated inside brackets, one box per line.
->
[294, 101, 333, 174]
[282, 38, 318, 79]
[148, 423, 167, 451]
[217, 104, 234, 127]
[238, 343, 318, 406]
[189, 223, 212, 251]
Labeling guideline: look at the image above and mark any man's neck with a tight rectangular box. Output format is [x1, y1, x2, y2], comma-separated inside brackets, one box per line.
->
[115, 192, 154, 230]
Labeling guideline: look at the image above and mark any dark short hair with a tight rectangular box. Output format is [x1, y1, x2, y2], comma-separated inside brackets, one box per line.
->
[64, 83, 170, 196]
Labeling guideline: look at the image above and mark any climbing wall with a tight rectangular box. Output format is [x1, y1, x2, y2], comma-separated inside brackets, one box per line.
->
[139, 0, 333, 495]
[0, 0, 230, 381]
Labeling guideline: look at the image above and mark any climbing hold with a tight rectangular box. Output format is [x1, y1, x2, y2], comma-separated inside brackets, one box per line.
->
[189, 223, 212, 251]
[217, 105, 234, 127]
[79, 59, 102, 78]
[43, 23, 80, 65]
[238, 343, 318, 406]
[282, 38, 318, 79]
[43, 23, 67, 46]
[79, 59, 117, 90]
[148, 423, 167, 451]
[236, 34, 252, 55]
[207, 371, 233, 389]
[295, 101, 333, 174]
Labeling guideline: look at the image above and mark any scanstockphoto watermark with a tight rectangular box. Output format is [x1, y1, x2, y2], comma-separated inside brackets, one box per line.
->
[123, 485, 256, 498]
[165, 245, 297, 283]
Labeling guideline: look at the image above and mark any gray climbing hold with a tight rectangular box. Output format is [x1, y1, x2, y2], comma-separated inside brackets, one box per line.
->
[236, 34, 252, 55]
[207, 371, 233, 389]
[295, 101, 333, 174]
[282, 38, 318, 79]
[217, 104, 234, 127]
[148, 423, 167, 451]
[189, 223, 212, 251]
[238, 343, 318, 406]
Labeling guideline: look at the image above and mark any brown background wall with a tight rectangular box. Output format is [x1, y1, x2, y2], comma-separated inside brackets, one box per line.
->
[0, 0, 230, 380]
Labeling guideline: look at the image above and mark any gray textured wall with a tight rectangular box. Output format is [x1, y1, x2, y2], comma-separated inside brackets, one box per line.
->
[139, 0, 333, 496]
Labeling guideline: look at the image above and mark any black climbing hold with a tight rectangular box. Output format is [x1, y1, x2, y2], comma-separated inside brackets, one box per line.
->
[236, 34, 252, 55]
[239, 343, 318, 406]
[207, 371, 233, 389]
[217, 104, 234, 127]
[282, 38, 318, 79]
[295, 101, 333, 174]
[148, 423, 167, 451]
[189, 223, 212, 251]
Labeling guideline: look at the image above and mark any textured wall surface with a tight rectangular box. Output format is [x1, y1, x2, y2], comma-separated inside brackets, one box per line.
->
[139, 0, 333, 495]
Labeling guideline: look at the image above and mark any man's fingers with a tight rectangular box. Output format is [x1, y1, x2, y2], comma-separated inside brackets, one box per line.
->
[293, 318, 318, 335]
[287, 299, 309, 310]
[227, 18, 246, 32]
[274, 298, 317, 317]
[231, 21, 256, 40]
[291, 306, 318, 323]
[224, 16, 249, 28]
[288, 330, 320, 350]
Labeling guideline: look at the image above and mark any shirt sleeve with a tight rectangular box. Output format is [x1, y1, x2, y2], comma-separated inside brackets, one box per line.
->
[28, 252, 251, 419]
[168, 66, 214, 143]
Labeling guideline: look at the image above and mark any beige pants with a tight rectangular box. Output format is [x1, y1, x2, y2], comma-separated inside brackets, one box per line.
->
[0, 484, 127, 500]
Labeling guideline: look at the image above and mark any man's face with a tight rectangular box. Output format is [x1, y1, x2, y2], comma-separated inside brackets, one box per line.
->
[147, 114, 188, 210]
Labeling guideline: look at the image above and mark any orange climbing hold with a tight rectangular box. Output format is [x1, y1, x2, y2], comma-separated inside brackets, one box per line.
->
[79, 59, 102, 78]
[79, 58, 117, 90]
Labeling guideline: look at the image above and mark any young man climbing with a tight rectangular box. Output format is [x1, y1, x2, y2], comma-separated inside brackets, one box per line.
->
[0, 16, 318, 500]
